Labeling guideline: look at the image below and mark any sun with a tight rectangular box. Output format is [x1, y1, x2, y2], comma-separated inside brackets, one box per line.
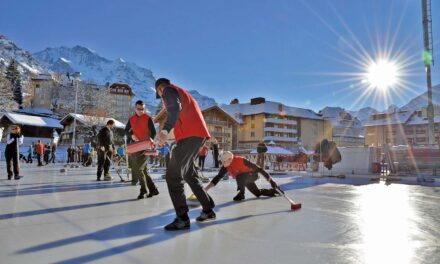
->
[366, 60, 399, 91]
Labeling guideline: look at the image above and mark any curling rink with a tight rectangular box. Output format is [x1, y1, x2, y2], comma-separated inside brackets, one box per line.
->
[0, 163, 439, 264]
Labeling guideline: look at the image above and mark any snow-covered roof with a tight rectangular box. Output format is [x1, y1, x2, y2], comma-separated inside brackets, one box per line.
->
[250, 146, 293, 155]
[406, 115, 440, 126]
[202, 105, 241, 124]
[60, 113, 125, 129]
[16, 107, 54, 116]
[221, 101, 322, 122]
[363, 110, 413, 127]
[0, 112, 63, 129]
[319, 107, 363, 129]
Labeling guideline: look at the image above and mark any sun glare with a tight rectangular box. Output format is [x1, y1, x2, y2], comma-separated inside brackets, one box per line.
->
[366, 60, 399, 91]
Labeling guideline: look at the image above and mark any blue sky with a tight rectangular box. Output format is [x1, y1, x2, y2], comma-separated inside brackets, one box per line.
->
[1, 0, 439, 111]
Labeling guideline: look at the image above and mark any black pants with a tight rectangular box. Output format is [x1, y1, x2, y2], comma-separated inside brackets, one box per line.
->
[97, 149, 112, 177]
[166, 137, 214, 217]
[49, 153, 56, 163]
[214, 152, 219, 168]
[129, 151, 157, 193]
[27, 153, 33, 163]
[236, 172, 275, 197]
[37, 154, 43, 166]
[5, 151, 19, 177]
[83, 153, 91, 166]
[198, 156, 206, 171]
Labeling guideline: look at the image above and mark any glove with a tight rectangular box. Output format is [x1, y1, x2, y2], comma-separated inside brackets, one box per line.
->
[7, 138, 15, 144]
[269, 179, 279, 190]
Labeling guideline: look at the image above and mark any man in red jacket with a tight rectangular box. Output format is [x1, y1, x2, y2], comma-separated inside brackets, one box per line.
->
[125, 100, 159, 199]
[198, 143, 209, 171]
[156, 78, 215, 231]
[204, 151, 281, 201]
[36, 140, 45, 166]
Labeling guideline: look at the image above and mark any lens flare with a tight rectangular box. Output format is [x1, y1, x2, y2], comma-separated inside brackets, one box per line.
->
[366, 60, 399, 91]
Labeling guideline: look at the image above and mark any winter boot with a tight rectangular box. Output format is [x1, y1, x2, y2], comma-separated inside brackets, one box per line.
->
[164, 217, 190, 231]
[233, 192, 245, 201]
[196, 210, 216, 222]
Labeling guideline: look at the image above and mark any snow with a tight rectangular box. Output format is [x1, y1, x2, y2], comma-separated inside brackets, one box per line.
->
[250, 146, 293, 155]
[363, 110, 413, 126]
[406, 115, 440, 126]
[61, 113, 125, 129]
[221, 101, 322, 122]
[0, 112, 63, 129]
[33, 46, 158, 110]
[59, 57, 71, 63]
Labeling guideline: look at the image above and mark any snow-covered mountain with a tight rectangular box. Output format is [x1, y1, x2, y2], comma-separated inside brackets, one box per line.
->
[33, 45, 218, 114]
[348, 107, 378, 123]
[0, 35, 47, 78]
[33, 45, 158, 111]
[400, 84, 440, 112]
[188, 90, 217, 110]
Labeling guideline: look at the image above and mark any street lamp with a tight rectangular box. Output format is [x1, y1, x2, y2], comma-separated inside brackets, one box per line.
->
[71, 72, 81, 149]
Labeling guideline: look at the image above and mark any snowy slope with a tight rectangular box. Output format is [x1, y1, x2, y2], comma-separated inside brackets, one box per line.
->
[400, 84, 440, 112]
[33, 46, 158, 110]
[348, 107, 378, 123]
[33, 46, 218, 113]
[0, 35, 47, 77]
[188, 90, 217, 110]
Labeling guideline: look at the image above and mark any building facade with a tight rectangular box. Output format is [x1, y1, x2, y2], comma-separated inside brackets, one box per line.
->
[364, 108, 440, 147]
[109, 83, 135, 123]
[202, 106, 239, 150]
[222, 97, 325, 150]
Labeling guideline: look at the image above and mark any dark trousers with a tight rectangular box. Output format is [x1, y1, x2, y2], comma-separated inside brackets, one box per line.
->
[37, 154, 43, 166]
[97, 149, 112, 177]
[129, 151, 157, 193]
[213, 152, 219, 168]
[198, 156, 206, 171]
[27, 154, 33, 163]
[5, 151, 19, 177]
[166, 137, 214, 217]
[49, 153, 56, 163]
[236, 172, 275, 197]
[83, 153, 91, 166]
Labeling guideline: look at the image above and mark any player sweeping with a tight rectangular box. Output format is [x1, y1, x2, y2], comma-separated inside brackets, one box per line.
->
[204, 151, 282, 201]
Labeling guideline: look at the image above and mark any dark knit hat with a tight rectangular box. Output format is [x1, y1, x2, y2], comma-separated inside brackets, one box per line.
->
[155, 78, 171, 99]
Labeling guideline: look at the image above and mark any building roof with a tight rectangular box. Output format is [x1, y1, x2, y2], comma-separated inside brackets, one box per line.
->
[319, 107, 363, 130]
[406, 115, 440, 126]
[250, 146, 294, 155]
[363, 110, 413, 127]
[109, 83, 135, 96]
[0, 112, 63, 129]
[59, 113, 125, 129]
[220, 101, 322, 122]
[202, 105, 241, 124]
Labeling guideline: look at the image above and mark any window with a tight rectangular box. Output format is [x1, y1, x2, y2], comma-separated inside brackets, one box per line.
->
[251, 132, 255, 137]
[251, 124, 255, 129]
[251, 116, 255, 120]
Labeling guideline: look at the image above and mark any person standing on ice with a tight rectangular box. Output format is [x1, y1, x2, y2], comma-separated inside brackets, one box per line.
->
[96, 120, 115, 181]
[155, 77, 216, 231]
[5, 125, 24, 180]
[125, 100, 159, 199]
[198, 143, 209, 171]
[204, 151, 281, 201]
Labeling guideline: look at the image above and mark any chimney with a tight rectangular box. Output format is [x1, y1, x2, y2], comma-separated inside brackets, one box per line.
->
[250, 97, 265, 105]
[230, 98, 239, 104]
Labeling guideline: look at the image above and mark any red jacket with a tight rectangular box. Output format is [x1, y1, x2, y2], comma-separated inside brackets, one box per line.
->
[36, 143, 45, 155]
[129, 113, 152, 141]
[226, 156, 253, 179]
[199, 146, 209, 157]
[163, 84, 210, 141]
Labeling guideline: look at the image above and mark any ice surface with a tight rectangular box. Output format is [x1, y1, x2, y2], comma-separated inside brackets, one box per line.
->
[0, 164, 439, 264]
